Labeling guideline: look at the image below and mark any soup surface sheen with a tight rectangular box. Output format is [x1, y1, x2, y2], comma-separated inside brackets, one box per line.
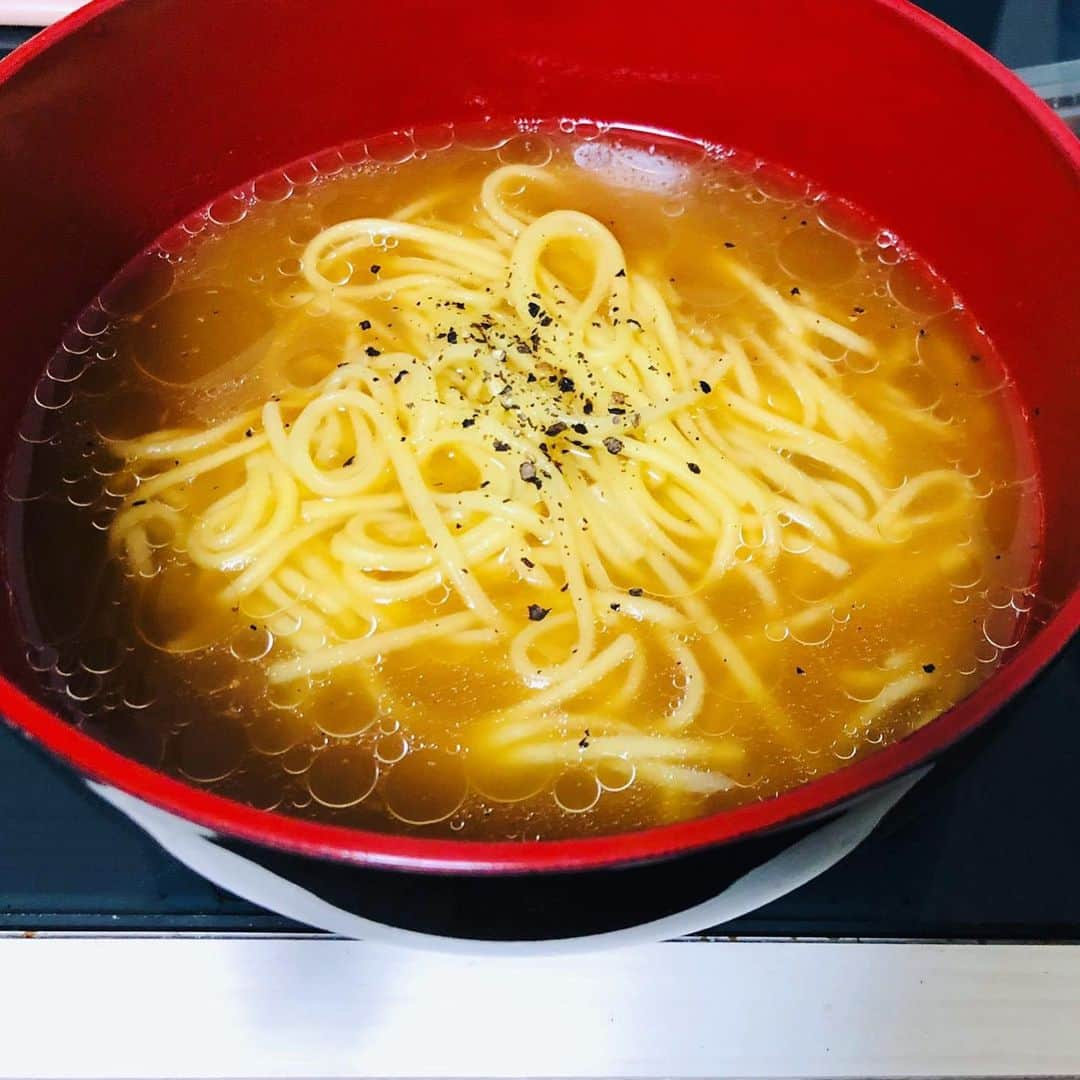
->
[8, 124, 1039, 839]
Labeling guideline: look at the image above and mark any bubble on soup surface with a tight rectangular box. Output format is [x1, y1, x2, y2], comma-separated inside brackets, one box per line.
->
[365, 130, 416, 164]
[229, 625, 274, 662]
[178, 715, 247, 782]
[135, 562, 236, 654]
[553, 767, 601, 813]
[32, 374, 74, 412]
[307, 744, 378, 807]
[466, 747, 553, 803]
[252, 170, 294, 204]
[889, 259, 954, 315]
[208, 193, 248, 226]
[79, 637, 125, 675]
[310, 683, 378, 738]
[230, 760, 286, 812]
[45, 347, 90, 384]
[497, 134, 553, 167]
[413, 122, 456, 151]
[777, 224, 859, 286]
[384, 749, 467, 824]
[281, 742, 316, 775]
[595, 754, 635, 792]
[374, 730, 409, 763]
[284, 158, 320, 186]
[248, 709, 309, 756]
[753, 163, 810, 203]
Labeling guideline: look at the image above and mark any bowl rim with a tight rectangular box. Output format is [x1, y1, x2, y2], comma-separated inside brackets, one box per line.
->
[1, 0, 1078, 874]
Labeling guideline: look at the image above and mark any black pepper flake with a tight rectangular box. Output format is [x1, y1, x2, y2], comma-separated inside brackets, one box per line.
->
[493, 440, 510, 452]
[249, 624, 257, 632]
[629, 587, 643, 597]
[922, 663, 936, 674]
[527, 604, 550, 622]
[446, 329, 458, 344]
[545, 422, 567, 437]
[245, 428, 254, 437]
[560, 582, 569, 592]
[608, 406, 626, 415]
[699, 380, 712, 394]
[519, 460, 541, 488]
[365, 346, 381, 357]
[558, 376, 575, 393]
[723, 241, 736, 248]
[603, 436, 624, 455]
[132, 499, 147, 507]
[615, 268, 626, 278]
[571, 422, 588, 435]
[578, 729, 591, 749]
[970, 354, 982, 363]
[526, 372, 537, 383]
[853, 305, 865, 315]
[393, 369, 408, 384]
[790, 287, 801, 296]
[583, 400, 594, 415]
[539, 314, 553, 327]
[527, 301, 541, 318]
[359, 319, 372, 330]
[521, 557, 535, 569]
[342, 455, 355, 467]
[609, 602, 621, 611]
[687, 462, 702, 474]
[795, 666, 806, 675]
[462, 417, 476, 428]
[370, 264, 381, 274]
[626, 318, 642, 330]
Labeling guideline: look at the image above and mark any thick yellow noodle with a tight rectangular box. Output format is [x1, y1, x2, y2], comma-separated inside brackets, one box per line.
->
[106, 162, 977, 799]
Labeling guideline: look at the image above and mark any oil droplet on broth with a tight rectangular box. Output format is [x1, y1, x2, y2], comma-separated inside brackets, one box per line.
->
[307, 744, 377, 808]
[466, 747, 553, 803]
[248, 709, 308, 756]
[178, 715, 247, 782]
[889, 260, 954, 316]
[595, 755, 635, 792]
[777, 225, 860, 286]
[553, 768, 601, 813]
[374, 730, 409, 763]
[383, 750, 467, 825]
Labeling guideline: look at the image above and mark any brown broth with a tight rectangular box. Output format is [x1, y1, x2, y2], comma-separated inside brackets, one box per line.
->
[6, 124, 1041, 840]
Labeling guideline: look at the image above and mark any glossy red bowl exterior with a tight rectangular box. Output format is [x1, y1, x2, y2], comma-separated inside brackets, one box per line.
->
[0, 0, 1077, 874]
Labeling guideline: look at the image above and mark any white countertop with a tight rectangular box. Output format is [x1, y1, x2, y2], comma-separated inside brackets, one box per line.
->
[2, 937, 1079, 1078]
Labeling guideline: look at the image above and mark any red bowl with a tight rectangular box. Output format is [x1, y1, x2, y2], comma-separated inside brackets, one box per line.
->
[0, 0, 1077, 874]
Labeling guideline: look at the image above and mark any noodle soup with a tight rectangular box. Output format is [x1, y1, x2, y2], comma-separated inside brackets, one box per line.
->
[7, 125, 1040, 839]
